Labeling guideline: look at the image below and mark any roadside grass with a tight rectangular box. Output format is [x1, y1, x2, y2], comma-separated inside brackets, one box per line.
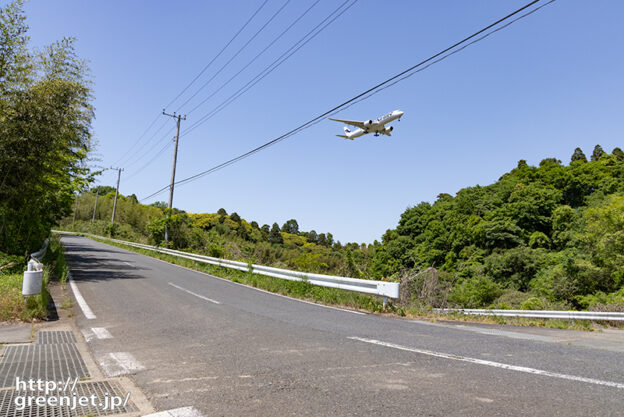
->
[404, 305, 596, 331]
[65, 233, 609, 331]
[85, 236, 388, 313]
[0, 252, 48, 322]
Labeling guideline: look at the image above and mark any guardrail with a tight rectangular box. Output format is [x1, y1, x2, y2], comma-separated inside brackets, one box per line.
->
[435, 308, 624, 321]
[53, 230, 400, 301]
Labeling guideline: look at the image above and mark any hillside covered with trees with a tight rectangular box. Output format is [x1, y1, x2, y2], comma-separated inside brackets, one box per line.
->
[64, 145, 624, 312]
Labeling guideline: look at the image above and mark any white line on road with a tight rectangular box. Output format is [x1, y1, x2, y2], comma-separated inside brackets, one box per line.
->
[69, 272, 96, 319]
[348, 336, 624, 390]
[123, 261, 133, 266]
[91, 327, 113, 339]
[89, 237, 366, 315]
[144, 407, 204, 417]
[100, 352, 145, 377]
[168, 282, 221, 304]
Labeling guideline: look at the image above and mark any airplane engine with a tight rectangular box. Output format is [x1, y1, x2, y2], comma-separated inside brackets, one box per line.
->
[363, 119, 373, 127]
[384, 126, 394, 133]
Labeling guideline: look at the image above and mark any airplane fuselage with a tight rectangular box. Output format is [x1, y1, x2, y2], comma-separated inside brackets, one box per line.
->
[334, 110, 404, 139]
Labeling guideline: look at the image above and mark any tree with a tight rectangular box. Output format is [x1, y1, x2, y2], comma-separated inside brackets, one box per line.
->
[217, 208, 228, 216]
[591, 144, 605, 161]
[0, 2, 95, 254]
[307, 230, 318, 244]
[612, 147, 624, 161]
[282, 219, 299, 235]
[268, 223, 283, 244]
[250, 221, 259, 229]
[570, 147, 587, 163]
[230, 212, 241, 223]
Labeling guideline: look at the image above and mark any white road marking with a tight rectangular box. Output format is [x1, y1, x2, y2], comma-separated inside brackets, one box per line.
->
[68, 272, 96, 319]
[91, 327, 113, 339]
[143, 406, 204, 417]
[81, 328, 93, 342]
[123, 261, 133, 266]
[156, 257, 365, 315]
[100, 352, 145, 377]
[348, 336, 624, 390]
[89, 236, 365, 315]
[168, 282, 221, 304]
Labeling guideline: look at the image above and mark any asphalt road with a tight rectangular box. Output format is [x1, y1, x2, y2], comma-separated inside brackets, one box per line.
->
[61, 235, 624, 416]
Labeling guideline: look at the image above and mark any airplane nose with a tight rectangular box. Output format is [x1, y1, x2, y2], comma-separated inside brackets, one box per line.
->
[397, 110, 404, 117]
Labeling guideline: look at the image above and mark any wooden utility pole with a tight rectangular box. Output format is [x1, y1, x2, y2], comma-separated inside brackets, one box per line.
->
[111, 167, 123, 222]
[162, 109, 186, 244]
[92, 190, 99, 222]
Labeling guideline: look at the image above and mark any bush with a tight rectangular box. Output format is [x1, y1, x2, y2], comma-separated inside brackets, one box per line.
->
[448, 276, 503, 308]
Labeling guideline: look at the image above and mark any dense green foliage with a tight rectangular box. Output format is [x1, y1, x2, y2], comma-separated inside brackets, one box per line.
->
[373, 146, 624, 310]
[63, 192, 377, 279]
[64, 146, 624, 311]
[0, 1, 94, 255]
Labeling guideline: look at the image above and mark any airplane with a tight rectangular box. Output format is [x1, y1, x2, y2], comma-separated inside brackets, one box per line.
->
[329, 109, 404, 140]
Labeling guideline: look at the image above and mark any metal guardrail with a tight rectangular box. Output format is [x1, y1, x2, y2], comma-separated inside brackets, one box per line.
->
[53, 231, 400, 300]
[435, 308, 624, 321]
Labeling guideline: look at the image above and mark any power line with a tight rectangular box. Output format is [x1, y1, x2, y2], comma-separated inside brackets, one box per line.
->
[184, 0, 322, 117]
[164, 0, 269, 110]
[124, 139, 174, 182]
[183, 0, 356, 136]
[109, 1, 269, 171]
[175, 0, 292, 113]
[111, 112, 161, 167]
[141, 0, 552, 202]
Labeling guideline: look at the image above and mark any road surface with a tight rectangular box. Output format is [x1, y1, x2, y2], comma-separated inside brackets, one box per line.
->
[61, 235, 624, 416]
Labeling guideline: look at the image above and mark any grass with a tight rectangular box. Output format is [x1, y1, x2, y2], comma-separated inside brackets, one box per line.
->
[0, 234, 71, 322]
[66, 233, 610, 331]
[85, 235, 389, 313]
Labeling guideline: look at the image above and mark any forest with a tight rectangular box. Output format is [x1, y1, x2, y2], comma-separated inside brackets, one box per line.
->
[63, 145, 624, 312]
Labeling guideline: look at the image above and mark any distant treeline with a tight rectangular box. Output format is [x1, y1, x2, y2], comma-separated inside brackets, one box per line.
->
[65, 145, 624, 311]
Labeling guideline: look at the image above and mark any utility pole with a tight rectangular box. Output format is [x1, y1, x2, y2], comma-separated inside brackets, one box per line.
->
[162, 109, 186, 244]
[111, 167, 123, 223]
[72, 193, 79, 230]
[92, 190, 99, 222]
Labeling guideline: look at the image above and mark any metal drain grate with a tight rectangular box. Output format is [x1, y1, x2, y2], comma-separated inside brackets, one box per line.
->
[36, 332, 76, 345]
[0, 380, 136, 416]
[0, 345, 89, 388]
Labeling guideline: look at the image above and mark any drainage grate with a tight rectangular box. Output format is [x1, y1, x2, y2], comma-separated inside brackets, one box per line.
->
[36, 332, 76, 346]
[0, 380, 136, 416]
[0, 345, 89, 388]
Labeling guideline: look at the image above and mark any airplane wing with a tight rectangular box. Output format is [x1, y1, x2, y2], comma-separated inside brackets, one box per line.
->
[336, 135, 353, 140]
[380, 130, 392, 137]
[328, 118, 367, 130]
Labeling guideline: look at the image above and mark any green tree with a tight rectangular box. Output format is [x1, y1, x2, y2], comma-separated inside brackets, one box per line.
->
[282, 219, 299, 235]
[0, 2, 94, 254]
[612, 147, 624, 161]
[591, 144, 605, 161]
[268, 223, 283, 244]
[570, 147, 587, 163]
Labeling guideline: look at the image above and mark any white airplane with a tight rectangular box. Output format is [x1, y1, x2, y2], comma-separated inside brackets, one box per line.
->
[329, 109, 404, 140]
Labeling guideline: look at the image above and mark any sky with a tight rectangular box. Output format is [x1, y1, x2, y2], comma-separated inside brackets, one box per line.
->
[17, 0, 624, 244]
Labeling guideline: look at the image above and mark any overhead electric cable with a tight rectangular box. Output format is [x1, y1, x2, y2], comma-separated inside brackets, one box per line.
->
[124, 140, 174, 182]
[175, 0, 292, 113]
[164, 0, 269, 110]
[111, 112, 161, 167]
[183, 0, 355, 135]
[184, 0, 322, 116]
[141, 0, 553, 202]
[109, 1, 268, 170]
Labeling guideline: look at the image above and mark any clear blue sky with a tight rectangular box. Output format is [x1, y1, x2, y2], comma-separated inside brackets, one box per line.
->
[19, 0, 624, 243]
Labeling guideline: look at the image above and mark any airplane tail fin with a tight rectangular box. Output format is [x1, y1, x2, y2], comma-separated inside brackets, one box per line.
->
[344, 127, 351, 134]
[336, 135, 353, 140]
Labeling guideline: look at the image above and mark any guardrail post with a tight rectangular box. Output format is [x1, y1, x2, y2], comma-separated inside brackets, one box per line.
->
[382, 296, 387, 309]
